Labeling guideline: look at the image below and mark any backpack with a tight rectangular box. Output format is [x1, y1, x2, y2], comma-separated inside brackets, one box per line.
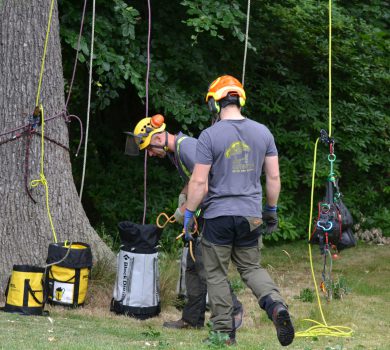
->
[110, 221, 162, 320]
[46, 242, 93, 307]
[3, 265, 46, 315]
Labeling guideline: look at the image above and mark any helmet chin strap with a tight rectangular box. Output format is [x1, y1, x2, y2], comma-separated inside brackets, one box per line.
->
[211, 111, 220, 125]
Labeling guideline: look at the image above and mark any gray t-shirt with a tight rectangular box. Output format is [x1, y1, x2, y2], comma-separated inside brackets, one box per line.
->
[174, 132, 197, 182]
[196, 118, 278, 219]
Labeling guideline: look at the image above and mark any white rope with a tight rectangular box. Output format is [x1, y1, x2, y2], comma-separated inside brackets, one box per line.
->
[241, 0, 251, 87]
[79, 0, 95, 201]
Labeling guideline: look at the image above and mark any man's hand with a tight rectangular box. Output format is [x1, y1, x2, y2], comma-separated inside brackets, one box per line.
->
[178, 193, 187, 208]
[173, 207, 184, 224]
[262, 205, 278, 234]
[183, 209, 195, 241]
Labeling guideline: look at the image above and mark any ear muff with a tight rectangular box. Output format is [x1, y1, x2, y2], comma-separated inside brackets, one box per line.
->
[239, 96, 245, 107]
[208, 97, 220, 114]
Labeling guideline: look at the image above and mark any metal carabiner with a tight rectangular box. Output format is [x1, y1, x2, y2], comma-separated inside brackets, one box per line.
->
[317, 220, 333, 232]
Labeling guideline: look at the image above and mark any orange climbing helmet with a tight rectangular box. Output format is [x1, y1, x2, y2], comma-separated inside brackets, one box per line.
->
[132, 114, 166, 150]
[205, 75, 246, 104]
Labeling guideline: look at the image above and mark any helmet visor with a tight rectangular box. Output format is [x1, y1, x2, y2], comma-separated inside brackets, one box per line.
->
[123, 132, 144, 156]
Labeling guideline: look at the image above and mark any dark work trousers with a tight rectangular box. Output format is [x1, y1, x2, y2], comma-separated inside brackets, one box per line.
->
[182, 237, 243, 327]
[202, 216, 285, 334]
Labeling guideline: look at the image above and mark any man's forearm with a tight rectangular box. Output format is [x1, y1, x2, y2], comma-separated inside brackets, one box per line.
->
[265, 177, 280, 207]
[186, 179, 206, 211]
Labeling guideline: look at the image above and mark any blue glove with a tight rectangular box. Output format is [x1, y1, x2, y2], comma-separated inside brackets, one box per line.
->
[262, 204, 278, 235]
[183, 209, 195, 241]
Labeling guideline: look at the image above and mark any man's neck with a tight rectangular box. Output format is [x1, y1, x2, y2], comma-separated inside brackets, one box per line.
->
[219, 105, 244, 120]
[167, 132, 176, 152]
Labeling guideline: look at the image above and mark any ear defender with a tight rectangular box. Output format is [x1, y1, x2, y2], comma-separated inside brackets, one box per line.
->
[239, 96, 245, 107]
[208, 97, 220, 114]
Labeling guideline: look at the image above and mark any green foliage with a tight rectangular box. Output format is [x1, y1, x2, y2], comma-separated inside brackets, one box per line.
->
[295, 288, 315, 303]
[229, 277, 245, 294]
[330, 275, 351, 300]
[141, 326, 161, 338]
[205, 321, 230, 348]
[60, 0, 389, 244]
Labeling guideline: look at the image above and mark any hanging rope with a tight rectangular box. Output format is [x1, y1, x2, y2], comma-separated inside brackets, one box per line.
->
[65, 0, 89, 110]
[241, 0, 251, 87]
[35, 0, 55, 107]
[79, 0, 95, 201]
[295, 0, 353, 338]
[142, 0, 152, 225]
[30, 106, 58, 243]
[28, 0, 58, 243]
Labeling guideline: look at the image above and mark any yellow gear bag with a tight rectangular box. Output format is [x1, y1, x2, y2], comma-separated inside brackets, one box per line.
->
[46, 242, 92, 307]
[3, 265, 45, 315]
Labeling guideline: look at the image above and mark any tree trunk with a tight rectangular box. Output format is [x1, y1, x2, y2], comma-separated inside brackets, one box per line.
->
[0, 0, 115, 298]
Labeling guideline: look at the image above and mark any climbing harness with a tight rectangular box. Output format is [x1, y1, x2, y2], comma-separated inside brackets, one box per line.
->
[295, 0, 353, 339]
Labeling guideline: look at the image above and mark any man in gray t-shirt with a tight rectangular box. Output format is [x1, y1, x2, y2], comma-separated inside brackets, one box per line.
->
[183, 75, 294, 346]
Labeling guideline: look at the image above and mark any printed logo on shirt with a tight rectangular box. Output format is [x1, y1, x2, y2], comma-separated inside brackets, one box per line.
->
[225, 141, 255, 173]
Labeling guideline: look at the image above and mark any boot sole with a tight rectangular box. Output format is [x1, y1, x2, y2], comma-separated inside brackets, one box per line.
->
[275, 309, 295, 346]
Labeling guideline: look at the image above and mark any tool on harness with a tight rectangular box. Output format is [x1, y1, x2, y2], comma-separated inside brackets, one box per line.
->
[2, 265, 46, 316]
[46, 242, 93, 307]
[124, 114, 166, 156]
[309, 130, 356, 253]
[111, 221, 162, 319]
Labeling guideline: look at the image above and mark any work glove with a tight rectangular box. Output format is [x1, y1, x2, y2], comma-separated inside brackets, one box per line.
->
[178, 193, 187, 208]
[262, 205, 278, 234]
[183, 209, 195, 242]
[173, 207, 184, 224]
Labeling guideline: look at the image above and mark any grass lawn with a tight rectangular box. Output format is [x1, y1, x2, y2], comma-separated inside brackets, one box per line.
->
[1, 240, 389, 349]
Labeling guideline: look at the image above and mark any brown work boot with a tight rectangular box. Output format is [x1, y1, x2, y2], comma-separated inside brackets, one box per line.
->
[163, 319, 195, 329]
[272, 304, 295, 346]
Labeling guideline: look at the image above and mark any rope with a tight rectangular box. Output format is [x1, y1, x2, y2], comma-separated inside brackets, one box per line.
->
[35, 0, 55, 107]
[156, 212, 176, 228]
[241, 0, 251, 87]
[30, 106, 58, 243]
[79, 0, 95, 201]
[142, 0, 152, 225]
[296, 1, 353, 338]
[65, 0, 88, 109]
[328, 0, 332, 137]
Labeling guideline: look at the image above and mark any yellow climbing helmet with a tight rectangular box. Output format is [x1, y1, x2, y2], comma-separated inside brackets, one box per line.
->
[133, 114, 166, 150]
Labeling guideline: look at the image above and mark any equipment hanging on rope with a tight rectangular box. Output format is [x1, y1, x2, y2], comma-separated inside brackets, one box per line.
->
[310, 130, 356, 254]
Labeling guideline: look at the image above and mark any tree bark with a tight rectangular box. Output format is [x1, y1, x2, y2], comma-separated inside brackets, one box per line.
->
[0, 0, 115, 298]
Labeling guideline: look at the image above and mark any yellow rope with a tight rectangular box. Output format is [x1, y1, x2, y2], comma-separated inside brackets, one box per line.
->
[328, 0, 332, 138]
[35, 0, 56, 107]
[30, 0, 58, 243]
[30, 106, 58, 243]
[296, 1, 353, 337]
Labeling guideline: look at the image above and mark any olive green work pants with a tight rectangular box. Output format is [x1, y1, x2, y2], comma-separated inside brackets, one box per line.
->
[201, 236, 284, 333]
